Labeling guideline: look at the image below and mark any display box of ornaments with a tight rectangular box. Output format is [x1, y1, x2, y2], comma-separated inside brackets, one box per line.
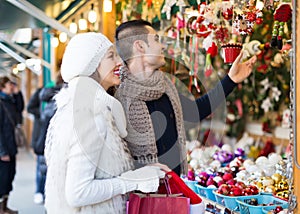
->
[182, 141, 290, 214]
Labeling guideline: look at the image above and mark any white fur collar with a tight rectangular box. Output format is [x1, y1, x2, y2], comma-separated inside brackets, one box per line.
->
[55, 76, 127, 138]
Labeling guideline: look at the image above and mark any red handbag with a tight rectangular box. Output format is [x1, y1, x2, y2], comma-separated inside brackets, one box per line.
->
[127, 174, 190, 214]
[127, 193, 190, 214]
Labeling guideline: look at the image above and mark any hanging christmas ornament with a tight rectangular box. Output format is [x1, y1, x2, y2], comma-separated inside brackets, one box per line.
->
[201, 3, 216, 24]
[245, 0, 264, 25]
[271, 3, 292, 50]
[259, 139, 275, 156]
[221, 1, 234, 20]
[195, 2, 215, 38]
[264, 0, 274, 10]
[261, 98, 273, 113]
[204, 41, 218, 77]
[256, 64, 268, 73]
[232, 15, 254, 35]
[188, 35, 201, 93]
[167, 26, 178, 39]
[221, 43, 243, 64]
[196, 22, 212, 38]
[271, 87, 281, 102]
[176, 12, 185, 31]
[186, 16, 198, 35]
[234, 99, 243, 117]
[232, 1, 263, 35]
[260, 78, 271, 93]
[161, 0, 176, 20]
[244, 40, 262, 56]
[215, 26, 230, 43]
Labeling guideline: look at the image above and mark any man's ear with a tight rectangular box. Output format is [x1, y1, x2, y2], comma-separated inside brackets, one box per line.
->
[133, 40, 145, 53]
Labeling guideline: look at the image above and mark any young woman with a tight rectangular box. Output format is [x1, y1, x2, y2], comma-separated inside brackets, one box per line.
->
[44, 33, 166, 214]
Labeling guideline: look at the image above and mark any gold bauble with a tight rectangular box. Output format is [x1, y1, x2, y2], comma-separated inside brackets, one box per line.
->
[283, 190, 290, 199]
[271, 173, 282, 184]
[283, 84, 289, 90]
[256, 181, 263, 188]
[262, 177, 274, 186]
[276, 180, 289, 191]
[257, 185, 265, 192]
[276, 191, 286, 199]
[265, 185, 276, 194]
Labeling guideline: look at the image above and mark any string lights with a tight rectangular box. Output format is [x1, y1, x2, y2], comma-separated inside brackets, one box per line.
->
[78, 13, 88, 31]
[52, 2, 104, 48]
[59, 32, 68, 43]
[69, 19, 78, 34]
[88, 4, 97, 23]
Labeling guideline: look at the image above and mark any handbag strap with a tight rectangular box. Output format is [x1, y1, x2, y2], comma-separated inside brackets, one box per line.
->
[164, 174, 173, 195]
[0, 99, 16, 127]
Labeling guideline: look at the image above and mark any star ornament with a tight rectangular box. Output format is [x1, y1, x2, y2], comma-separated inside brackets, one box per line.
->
[261, 97, 273, 113]
[232, 18, 254, 35]
[260, 78, 271, 92]
[271, 87, 281, 102]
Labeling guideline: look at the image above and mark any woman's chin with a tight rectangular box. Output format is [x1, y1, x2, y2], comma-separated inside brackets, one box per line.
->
[112, 78, 121, 86]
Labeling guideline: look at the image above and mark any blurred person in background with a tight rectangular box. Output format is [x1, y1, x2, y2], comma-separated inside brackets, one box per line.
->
[27, 73, 64, 205]
[0, 76, 21, 214]
[27, 87, 44, 204]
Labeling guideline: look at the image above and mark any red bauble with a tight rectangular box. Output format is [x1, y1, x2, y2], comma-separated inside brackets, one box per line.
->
[207, 42, 218, 57]
[218, 184, 230, 195]
[235, 181, 246, 189]
[256, 18, 263, 24]
[222, 8, 233, 20]
[274, 206, 283, 213]
[215, 26, 229, 43]
[226, 179, 236, 186]
[247, 12, 256, 22]
[232, 187, 243, 196]
[222, 173, 233, 182]
[274, 4, 292, 22]
[259, 140, 275, 157]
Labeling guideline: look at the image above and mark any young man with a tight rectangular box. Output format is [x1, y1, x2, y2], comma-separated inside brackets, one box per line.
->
[115, 20, 257, 175]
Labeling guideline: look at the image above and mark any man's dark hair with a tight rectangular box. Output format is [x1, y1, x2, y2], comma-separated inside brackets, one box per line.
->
[115, 20, 153, 63]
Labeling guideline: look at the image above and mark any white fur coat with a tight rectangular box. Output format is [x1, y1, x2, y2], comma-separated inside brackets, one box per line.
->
[44, 77, 133, 214]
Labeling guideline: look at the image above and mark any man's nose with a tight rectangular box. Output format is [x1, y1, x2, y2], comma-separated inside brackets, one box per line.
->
[115, 55, 123, 65]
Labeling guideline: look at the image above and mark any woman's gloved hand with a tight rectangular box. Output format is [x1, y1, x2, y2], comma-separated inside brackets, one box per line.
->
[118, 166, 165, 193]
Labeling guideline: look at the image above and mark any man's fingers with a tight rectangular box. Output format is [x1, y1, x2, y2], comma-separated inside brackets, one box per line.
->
[233, 51, 244, 65]
[249, 55, 257, 65]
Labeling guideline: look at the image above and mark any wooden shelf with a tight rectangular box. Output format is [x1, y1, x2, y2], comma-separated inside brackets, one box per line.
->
[246, 123, 290, 147]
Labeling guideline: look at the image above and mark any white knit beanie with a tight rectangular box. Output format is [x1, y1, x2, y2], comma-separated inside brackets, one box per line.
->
[60, 32, 113, 83]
